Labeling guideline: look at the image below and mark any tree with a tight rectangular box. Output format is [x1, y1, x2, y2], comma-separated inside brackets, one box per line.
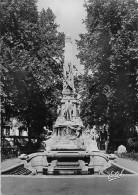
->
[77, 0, 138, 147]
[1, 0, 64, 137]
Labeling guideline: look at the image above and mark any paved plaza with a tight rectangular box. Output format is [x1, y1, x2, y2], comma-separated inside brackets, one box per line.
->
[1, 158, 24, 171]
[1, 174, 138, 195]
[1, 157, 138, 195]
[115, 157, 138, 173]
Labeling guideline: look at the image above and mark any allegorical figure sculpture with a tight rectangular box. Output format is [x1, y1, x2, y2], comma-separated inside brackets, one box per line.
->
[64, 63, 74, 92]
[65, 100, 73, 121]
[57, 105, 61, 116]
[55, 34, 84, 131]
[77, 104, 81, 117]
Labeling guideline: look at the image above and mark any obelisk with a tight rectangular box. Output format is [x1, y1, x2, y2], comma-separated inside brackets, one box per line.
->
[62, 34, 75, 95]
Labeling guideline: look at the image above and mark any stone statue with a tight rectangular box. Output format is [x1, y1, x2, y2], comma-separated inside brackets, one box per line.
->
[64, 63, 74, 92]
[77, 104, 81, 116]
[72, 104, 76, 117]
[57, 105, 61, 116]
[90, 126, 99, 141]
[75, 126, 82, 138]
[62, 104, 66, 117]
[65, 100, 73, 121]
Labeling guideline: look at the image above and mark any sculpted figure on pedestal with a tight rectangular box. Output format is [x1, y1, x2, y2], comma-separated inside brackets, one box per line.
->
[65, 100, 73, 121]
[57, 105, 61, 116]
[72, 104, 76, 118]
[77, 104, 81, 117]
[64, 62, 74, 92]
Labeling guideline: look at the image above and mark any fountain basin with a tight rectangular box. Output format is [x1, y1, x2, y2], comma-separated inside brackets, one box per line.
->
[15, 151, 113, 175]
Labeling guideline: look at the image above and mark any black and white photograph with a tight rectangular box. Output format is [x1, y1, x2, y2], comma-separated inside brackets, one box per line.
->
[1, 0, 138, 194]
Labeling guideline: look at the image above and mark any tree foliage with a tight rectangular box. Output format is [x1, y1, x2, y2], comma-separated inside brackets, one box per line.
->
[77, 0, 138, 143]
[1, 0, 64, 136]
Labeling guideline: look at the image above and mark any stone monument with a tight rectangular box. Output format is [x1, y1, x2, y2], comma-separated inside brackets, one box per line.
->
[21, 35, 111, 176]
[44, 34, 98, 151]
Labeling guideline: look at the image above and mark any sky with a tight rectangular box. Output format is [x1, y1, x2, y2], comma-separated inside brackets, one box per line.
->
[37, 0, 87, 73]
